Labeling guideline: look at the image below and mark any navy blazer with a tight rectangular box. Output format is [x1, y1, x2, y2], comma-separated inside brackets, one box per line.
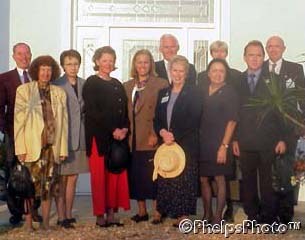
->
[154, 84, 202, 160]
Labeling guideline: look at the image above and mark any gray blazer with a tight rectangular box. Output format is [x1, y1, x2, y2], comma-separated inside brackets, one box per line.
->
[55, 75, 86, 151]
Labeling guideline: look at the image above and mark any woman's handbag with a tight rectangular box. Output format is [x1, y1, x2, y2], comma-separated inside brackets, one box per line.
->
[105, 139, 130, 174]
[7, 163, 35, 214]
[272, 154, 295, 193]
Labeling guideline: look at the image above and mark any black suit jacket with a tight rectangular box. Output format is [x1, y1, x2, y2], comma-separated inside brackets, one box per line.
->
[0, 69, 23, 138]
[263, 59, 305, 113]
[197, 67, 241, 91]
[263, 59, 305, 152]
[155, 60, 197, 85]
[154, 84, 202, 161]
[235, 69, 286, 151]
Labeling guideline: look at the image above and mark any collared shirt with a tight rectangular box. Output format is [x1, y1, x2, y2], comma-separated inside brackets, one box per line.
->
[16, 67, 31, 84]
[268, 58, 283, 74]
[247, 68, 262, 87]
[164, 59, 171, 84]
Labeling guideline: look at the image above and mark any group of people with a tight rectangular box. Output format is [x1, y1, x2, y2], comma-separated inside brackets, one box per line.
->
[0, 33, 304, 232]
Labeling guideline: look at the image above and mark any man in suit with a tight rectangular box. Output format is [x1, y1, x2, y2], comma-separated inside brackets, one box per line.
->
[155, 34, 197, 85]
[264, 35, 305, 224]
[0, 42, 42, 225]
[232, 40, 287, 224]
[197, 40, 241, 90]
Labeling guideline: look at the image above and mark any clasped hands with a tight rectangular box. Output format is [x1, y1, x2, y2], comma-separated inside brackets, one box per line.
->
[113, 128, 128, 141]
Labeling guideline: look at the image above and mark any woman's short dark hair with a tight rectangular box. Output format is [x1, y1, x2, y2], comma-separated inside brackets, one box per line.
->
[29, 55, 61, 81]
[207, 58, 230, 81]
[130, 49, 156, 80]
[59, 49, 81, 67]
[207, 58, 230, 74]
[92, 46, 116, 71]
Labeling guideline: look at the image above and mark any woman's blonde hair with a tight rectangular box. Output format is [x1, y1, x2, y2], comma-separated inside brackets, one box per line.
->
[130, 49, 157, 79]
[168, 55, 189, 75]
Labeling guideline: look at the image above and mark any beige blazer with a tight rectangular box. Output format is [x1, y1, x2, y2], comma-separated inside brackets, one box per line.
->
[14, 81, 68, 163]
[124, 76, 168, 151]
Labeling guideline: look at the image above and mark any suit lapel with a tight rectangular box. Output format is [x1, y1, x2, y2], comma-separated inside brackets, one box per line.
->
[50, 84, 59, 118]
[279, 59, 287, 78]
[160, 60, 168, 79]
[170, 85, 187, 129]
[12, 69, 22, 88]
[135, 78, 157, 114]
[159, 88, 171, 130]
[63, 76, 78, 103]
[241, 72, 252, 94]
[77, 77, 85, 109]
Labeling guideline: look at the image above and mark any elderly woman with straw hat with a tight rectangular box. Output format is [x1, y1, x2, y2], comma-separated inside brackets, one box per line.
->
[153, 55, 202, 227]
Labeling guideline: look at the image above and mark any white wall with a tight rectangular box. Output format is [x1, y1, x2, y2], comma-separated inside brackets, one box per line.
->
[9, 0, 70, 68]
[230, 0, 305, 70]
[0, 0, 10, 72]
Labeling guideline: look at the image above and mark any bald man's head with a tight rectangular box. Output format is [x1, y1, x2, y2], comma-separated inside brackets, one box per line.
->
[266, 36, 286, 62]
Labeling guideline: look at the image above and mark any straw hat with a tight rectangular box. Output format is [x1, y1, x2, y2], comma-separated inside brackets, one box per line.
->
[152, 142, 185, 181]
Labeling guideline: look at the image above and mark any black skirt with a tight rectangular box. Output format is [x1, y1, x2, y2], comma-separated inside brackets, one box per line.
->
[128, 150, 157, 200]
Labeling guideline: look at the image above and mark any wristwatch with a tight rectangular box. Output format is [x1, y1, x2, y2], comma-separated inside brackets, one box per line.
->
[221, 143, 229, 149]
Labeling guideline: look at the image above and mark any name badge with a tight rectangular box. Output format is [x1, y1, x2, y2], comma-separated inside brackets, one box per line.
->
[161, 96, 169, 103]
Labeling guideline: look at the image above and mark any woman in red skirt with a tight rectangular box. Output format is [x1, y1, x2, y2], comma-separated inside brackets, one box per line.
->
[83, 46, 130, 227]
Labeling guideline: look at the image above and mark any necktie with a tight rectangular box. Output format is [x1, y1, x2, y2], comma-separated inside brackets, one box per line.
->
[271, 63, 277, 73]
[23, 70, 30, 83]
[249, 74, 256, 93]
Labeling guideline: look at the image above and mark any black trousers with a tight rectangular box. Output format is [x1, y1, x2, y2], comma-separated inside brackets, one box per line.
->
[239, 150, 276, 223]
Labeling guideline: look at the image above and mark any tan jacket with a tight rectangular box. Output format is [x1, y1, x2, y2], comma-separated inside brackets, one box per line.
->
[124, 77, 168, 151]
[14, 81, 68, 163]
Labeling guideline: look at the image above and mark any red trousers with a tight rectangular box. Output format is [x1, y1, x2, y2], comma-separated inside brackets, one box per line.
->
[89, 138, 130, 216]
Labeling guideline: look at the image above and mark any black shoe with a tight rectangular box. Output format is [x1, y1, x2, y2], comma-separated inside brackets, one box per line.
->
[223, 209, 234, 222]
[131, 214, 149, 223]
[96, 222, 108, 228]
[107, 221, 124, 227]
[9, 215, 22, 225]
[57, 219, 75, 229]
[66, 218, 77, 224]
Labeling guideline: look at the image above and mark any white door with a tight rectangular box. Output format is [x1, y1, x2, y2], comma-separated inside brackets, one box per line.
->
[109, 27, 188, 82]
